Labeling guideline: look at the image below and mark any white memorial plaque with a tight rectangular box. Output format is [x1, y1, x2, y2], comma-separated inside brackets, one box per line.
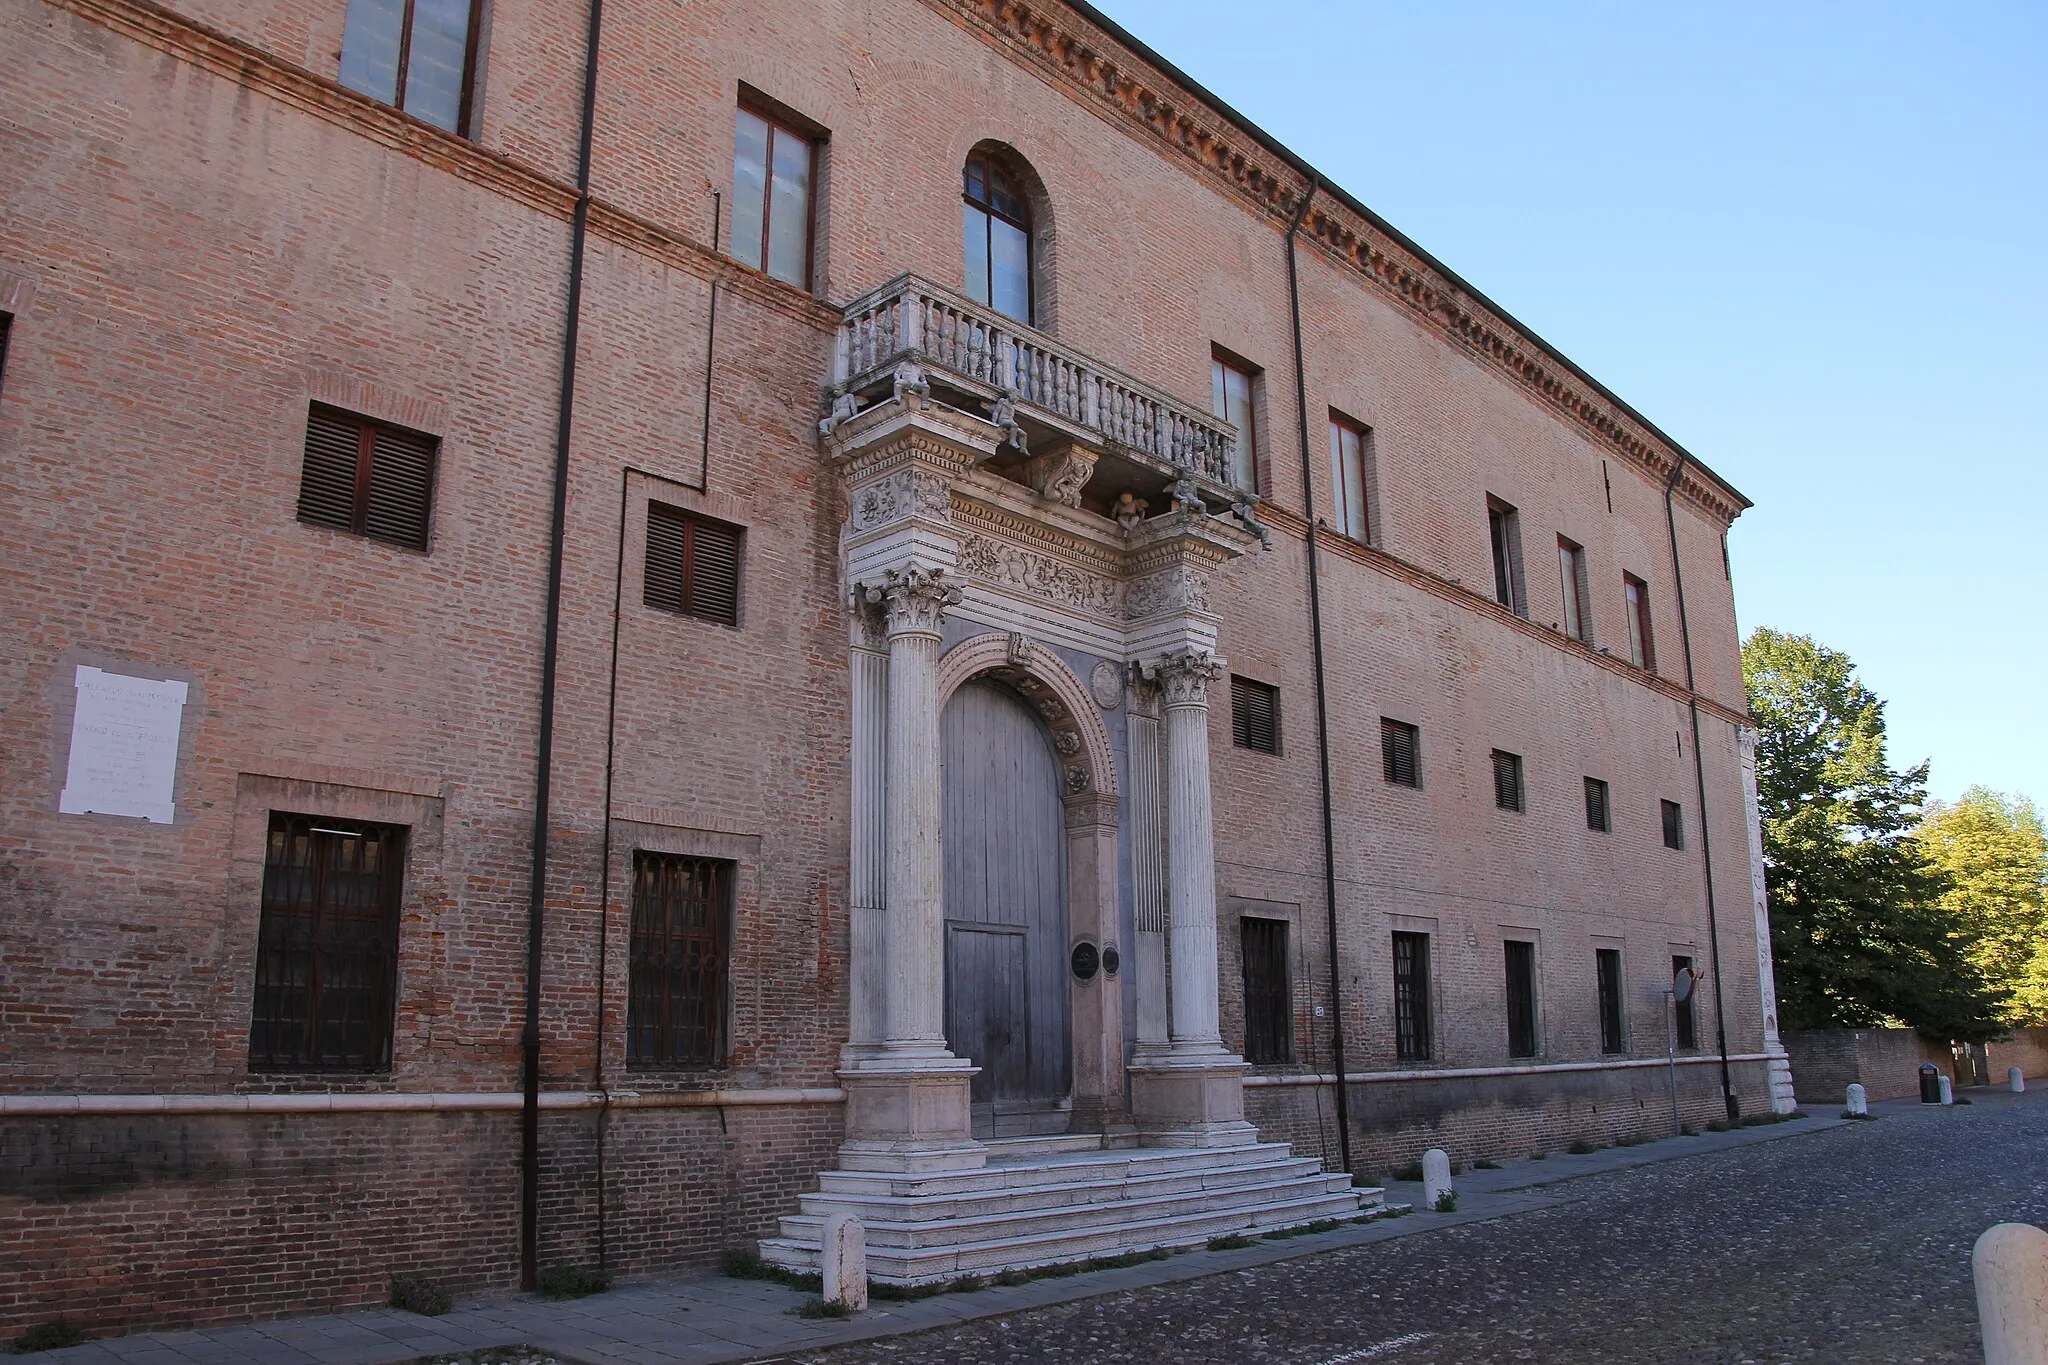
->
[58, 665, 189, 824]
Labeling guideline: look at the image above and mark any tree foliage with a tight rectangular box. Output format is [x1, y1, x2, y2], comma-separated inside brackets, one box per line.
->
[1742, 628, 2001, 1041]
[1917, 789, 2048, 1028]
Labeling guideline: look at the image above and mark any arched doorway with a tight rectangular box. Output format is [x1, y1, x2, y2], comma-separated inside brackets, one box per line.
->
[941, 677, 1072, 1137]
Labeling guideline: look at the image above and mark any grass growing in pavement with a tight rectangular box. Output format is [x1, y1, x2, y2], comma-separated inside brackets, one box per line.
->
[1207, 1234, 1257, 1250]
[1565, 1139, 1601, 1155]
[390, 1274, 455, 1316]
[1261, 1220, 1343, 1240]
[11, 1320, 87, 1355]
[720, 1247, 822, 1294]
[1390, 1160, 1425, 1182]
[1615, 1133, 1652, 1148]
[1527, 1151, 1547, 1161]
[1473, 1158, 1501, 1169]
[794, 1297, 852, 1319]
[537, 1267, 612, 1301]
[1843, 1112, 1879, 1121]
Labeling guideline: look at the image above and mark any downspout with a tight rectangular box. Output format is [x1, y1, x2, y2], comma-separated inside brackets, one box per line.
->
[1283, 177, 1352, 1175]
[522, 0, 606, 1294]
[1662, 454, 1739, 1122]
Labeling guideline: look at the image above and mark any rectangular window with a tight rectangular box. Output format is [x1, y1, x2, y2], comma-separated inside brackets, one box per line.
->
[1381, 718, 1420, 788]
[248, 813, 406, 1072]
[730, 104, 816, 289]
[297, 404, 438, 551]
[0, 312, 12, 398]
[627, 852, 733, 1068]
[338, 0, 483, 135]
[1492, 749, 1524, 812]
[1211, 350, 1259, 493]
[1662, 799, 1685, 850]
[1597, 947, 1625, 1054]
[1557, 536, 1591, 643]
[1240, 917, 1293, 1065]
[1625, 574, 1656, 671]
[1328, 413, 1371, 542]
[1584, 777, 1611, 832]
[1230, 675, 1280, 755]
[645, 502, 743, 627]
[1504, 939, 1538, 1058]
[1393, 931, 1433, 1062]
[1672, 954, 1698, 1050]
[1487, 497, 1526, 617]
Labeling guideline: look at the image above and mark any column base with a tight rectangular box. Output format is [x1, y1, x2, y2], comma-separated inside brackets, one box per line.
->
[836, 1056, 986, 1172]
[1127, 1045, 1257, 1147]
[1765, 1046, 1798, 1115]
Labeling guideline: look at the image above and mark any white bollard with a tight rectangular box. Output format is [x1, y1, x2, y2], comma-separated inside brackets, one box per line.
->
[1422, 1148, 1454, 1211]
[2013, 1067, 2027, 1094]
[1846, 1083, 1867, 1117]
[1940, 1074, 1955, 1106]
[1975, 1222, 2048, 1365]
[821, 1212, 868, 1312]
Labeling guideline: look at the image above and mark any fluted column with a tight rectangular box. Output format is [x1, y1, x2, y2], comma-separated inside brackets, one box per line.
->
[866, 566, 961, 1056]
[1154, 649, 1227, 1050]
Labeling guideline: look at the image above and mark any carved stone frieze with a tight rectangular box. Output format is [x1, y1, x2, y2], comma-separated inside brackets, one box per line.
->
[852, 468, 954, 533]
[1126, 565, 1211, 620]
[860, 566, 963, 638]
[950, 499, 1124, 581]
[956, 534, 1124, 620]
[1143, 648, 1224, 708]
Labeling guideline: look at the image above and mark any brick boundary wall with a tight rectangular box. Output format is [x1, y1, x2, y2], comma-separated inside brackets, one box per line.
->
[1783, 1027, 2048, 1105]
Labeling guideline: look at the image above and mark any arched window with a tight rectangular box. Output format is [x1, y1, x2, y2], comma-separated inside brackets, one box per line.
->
[963, 151, 1032, 323]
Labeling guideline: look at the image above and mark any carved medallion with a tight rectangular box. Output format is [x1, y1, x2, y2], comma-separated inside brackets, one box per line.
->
[1089, 660, 1123, 710]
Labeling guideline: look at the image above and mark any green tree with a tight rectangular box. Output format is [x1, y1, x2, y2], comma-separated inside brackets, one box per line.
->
[1742, 628, 2001, 1040]
[1917, 789, 2048, 1027]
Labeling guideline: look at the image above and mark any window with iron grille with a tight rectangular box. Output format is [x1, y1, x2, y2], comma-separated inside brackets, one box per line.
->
[297, 404, 438, 551]
[1492, 749, 1524, 812]
[1584, 777, 1611, 832]
[1382, 718, 1420, 788]
[1231, 675, 1280, 754]
[1662, 799, 1685, 850]
[1392, 931, 1433, 1062]
[627, 852, 733, 1068]
[338, 0, 484, 135]
[1504, 939, 1538, 1058]
[1672, 954, 1698, 1049]
[1240, 917, 1293, 1065]
[645, 502, 743, 627]
[1596, 947, 1625, 1054]
[247, 812, 406, 1072]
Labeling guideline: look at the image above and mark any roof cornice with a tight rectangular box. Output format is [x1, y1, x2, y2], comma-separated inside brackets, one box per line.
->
[927, 0, 1750, 526]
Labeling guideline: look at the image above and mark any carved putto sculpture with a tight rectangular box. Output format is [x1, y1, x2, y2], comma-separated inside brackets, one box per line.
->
[1113, 491, 1148, 531]
[1167, 473, 1205, 519]
[891, 359, 930, 409]
[989, 389, 1029, 454]
[818, 385, 859, 437]
[1231, 494, 1274, 550]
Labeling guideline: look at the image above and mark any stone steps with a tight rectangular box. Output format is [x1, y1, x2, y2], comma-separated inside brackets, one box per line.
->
[761, 1134, 1382, 1285]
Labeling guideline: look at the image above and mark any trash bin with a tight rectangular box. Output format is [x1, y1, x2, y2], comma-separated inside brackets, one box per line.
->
[1920, 1062, 1942, 1104]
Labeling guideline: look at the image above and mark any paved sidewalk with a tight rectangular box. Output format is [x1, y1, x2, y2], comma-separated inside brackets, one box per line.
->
[28, 1109, 1850, 1365]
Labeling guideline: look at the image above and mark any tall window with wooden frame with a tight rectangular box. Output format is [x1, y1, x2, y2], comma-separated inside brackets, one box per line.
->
[297, 404, 438, 551]
[1492, 749, 1524, 813]
[1211, 350, 1260, 493]
[627, 852, 733, 1069]
[1662, 799, 1685, 850]
[1392, 931, 1433, 1062]
[1596, 947, 1626, 1054]
[0, 312, 12, 398]
[1487, 496, 1526, 617]
[1240, 917, 1293, 1065]
[963, 149, 1031, 322]
[338, 0, 484, 136]
[1382, 718, 1420, 788]
[1329, 414, 1371, 542]
[1230, 675, 1280, 755]
[1671, 954, 1698, 1050]
[1624, 573, 1656, 671]
[247, 813, 406, 1072]
[1504, 939, 1539, 1059]
[645, 502, 743, 627]
[1557, 536, 1592, 643]
[731, 102, 817, 289]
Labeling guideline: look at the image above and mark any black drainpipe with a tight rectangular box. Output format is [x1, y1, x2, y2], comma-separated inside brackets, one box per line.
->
[1283, 177, 1352, 1175]
[522, 0, 606, 1295]
[1661, 454, 1738, 1122]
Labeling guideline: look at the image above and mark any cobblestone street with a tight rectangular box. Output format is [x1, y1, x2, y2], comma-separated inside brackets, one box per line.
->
[790, 1093, 2046, 1364]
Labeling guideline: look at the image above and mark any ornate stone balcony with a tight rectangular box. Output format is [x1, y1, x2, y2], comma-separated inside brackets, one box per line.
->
[824, 274, 1253, 517]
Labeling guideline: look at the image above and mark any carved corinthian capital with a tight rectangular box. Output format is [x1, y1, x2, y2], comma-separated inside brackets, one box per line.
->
[1144, 648, 1225, 708]
[861, 566, 964, 639]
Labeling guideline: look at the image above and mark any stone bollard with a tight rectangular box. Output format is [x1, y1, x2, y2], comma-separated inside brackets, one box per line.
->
[2013, 1067, 2027, 1094]
[1974, 1222, 2048, 1365]
[821, 1212, 868, 1312]
[1846, 1083, 1867, 1117]
[1422, 1148, 1454, 1211]
[1940, 1074, 1955, 1106]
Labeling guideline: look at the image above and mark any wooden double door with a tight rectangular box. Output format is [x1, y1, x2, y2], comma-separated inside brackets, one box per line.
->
[940, 679, 1072, 1137]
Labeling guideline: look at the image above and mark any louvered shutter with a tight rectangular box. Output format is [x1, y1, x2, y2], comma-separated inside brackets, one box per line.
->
[363, 426, 436, 550]
[1492, 750, 1522, 811]
[1230, 677, 1278, 754]
[644, 503, 689, 615]
[298, 406, 364, 534]
[685, 517, 742, 626]
[1584, 777, 1610, 832]
[1382, 719, 1418, 787]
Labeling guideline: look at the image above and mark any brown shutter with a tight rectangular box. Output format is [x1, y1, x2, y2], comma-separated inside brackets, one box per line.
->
[1492, 750, 1523, 811]
[1230, 677, 1279, 754]
[298, 406, 364, 534]
[644, 502, 689, 614]
[363, 426, 436, 550]
[1584, 777, 1610, 831]
[1382, 719, 1419, 787]
[686, 517, 742, 626]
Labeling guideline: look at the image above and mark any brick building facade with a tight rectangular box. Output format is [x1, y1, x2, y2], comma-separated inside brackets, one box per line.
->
[1, 0, 1793, 1337]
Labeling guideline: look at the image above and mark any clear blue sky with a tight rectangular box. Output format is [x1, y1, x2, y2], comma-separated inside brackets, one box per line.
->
[1096, 0, 2046, 811]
